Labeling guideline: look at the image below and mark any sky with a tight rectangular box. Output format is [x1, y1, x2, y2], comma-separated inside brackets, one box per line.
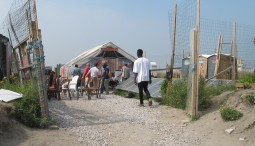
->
[1, 0, 255, 68]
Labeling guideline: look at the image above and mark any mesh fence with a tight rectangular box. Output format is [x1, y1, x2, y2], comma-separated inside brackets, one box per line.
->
[168, 0, 255, 68]
[0, 0, 36, 47]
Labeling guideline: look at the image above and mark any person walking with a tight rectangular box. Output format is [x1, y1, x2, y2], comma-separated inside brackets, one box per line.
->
[121, 64, 130, 81]
[133, 49, 152, 106]
[70, 64, 82, 98]
[100, 62, 110, 94]
[82, 63, 91, 87]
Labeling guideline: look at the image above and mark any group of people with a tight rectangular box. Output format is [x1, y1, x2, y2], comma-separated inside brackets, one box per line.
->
[71, 62, 111, 95]
[60, 48, 152, 106]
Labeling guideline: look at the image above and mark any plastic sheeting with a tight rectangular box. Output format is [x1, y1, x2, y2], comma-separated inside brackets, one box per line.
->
[0, 89, 23, 102]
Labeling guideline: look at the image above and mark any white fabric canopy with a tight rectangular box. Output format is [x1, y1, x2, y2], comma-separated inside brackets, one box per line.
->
[60, 41, 136, 78]
[0, 89, 23, 102]
[63, 41, 136, 68]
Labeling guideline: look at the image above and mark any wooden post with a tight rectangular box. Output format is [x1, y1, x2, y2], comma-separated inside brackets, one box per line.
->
[169, 4, 177, 80]
[32, 0, 49, 117]
[232, 22, 237, 83]
[192, 0, 200, 117]
[214, 35, 222, 77]
[187, 28, 198, 117]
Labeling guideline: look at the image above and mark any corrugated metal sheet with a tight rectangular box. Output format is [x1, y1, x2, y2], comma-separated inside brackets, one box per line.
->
[115, 78, 164, 98]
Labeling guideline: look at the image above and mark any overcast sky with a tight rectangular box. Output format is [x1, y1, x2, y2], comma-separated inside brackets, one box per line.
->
[1, 0, 255, 68]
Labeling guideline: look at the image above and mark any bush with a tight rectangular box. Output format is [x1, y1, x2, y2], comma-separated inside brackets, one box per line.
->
[243, 82, 251, 89]
[206, 83, 235, 97]
[160, 79, 187, 109]
[220, 106, 243, 121]
[198, 78, 212, 110]
[160, 78, 235, 110]
[3, 79, 47, 128]
[245, 94, 255, 105]
[160, 80, 168, 97]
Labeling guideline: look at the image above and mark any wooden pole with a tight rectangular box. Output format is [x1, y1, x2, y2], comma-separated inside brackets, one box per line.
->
[192, 0, 200, 117]
[188, 28, 198, 117]
[33, 0, 49, 117]
[169, 4, 177, 80]
[232, 22, 237, 83]
[214, 35, 222, 77]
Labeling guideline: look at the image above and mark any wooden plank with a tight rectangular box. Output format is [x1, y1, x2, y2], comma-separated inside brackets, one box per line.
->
[232, 22, 237, 84]
[235, 83, 244, 89]
[169, 4, 177, 81]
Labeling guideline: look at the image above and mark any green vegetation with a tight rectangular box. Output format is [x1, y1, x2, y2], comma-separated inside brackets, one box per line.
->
[157, 72, 166, 78]
[239, 72, 255, 83]
[160, 80, 168, 97]
[160, 80, 187, 109]
[191, 115, 200, 121]
[245, 94, 255, 105]
[2, 79, 47, 128]
[160, 78, 235, 110]
[220, 106, 243, 121]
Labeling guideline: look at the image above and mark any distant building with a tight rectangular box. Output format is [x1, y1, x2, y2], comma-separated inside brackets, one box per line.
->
[150, 62, 157, 77]
[181, 53, 236, 80]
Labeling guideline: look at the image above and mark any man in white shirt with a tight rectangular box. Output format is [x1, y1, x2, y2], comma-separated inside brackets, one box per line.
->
[133, 49, 152, 106]
[85, 62, 100, 87]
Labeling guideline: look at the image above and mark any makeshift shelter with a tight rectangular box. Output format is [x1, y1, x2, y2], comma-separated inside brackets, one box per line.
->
[198, 55, 211, 79]
[0, 34, 13, 81]
[214, 54, 233, 80]
[181, 57, 190, 78]
[207, 54, 217, 79]
[60, 42, 136, 78]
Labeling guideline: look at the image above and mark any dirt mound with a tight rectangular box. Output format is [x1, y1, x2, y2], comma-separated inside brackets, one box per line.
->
[0, 102, 14, 135]
[210, 89, 255, 133]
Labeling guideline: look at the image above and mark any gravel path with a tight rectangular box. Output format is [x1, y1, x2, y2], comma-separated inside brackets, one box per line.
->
[48, 93, 201, 146]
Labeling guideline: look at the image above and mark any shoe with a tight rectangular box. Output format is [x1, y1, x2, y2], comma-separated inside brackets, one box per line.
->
[139, 104, 145, 107]
[149, 101, 152, 106]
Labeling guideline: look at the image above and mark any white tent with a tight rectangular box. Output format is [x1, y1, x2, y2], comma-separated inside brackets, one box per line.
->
[60, 42, 136, 78]
[0, 89, 23, 102]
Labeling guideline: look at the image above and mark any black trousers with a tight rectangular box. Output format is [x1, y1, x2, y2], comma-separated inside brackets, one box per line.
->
[138, 81, 151, 104]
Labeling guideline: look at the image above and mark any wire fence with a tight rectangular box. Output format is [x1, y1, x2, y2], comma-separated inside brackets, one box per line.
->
[0, 0, 36, 47]
[168, 0, 255, 69]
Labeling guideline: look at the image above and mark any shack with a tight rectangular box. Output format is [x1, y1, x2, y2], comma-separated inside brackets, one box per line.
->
[181, 54, 234, 80]
[214, 54, 233, 80]
[0, 34, 12, 81]
[198, 55, 211, 79]
[207, 54, 217, 79]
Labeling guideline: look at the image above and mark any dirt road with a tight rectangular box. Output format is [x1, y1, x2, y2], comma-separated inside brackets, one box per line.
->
[1, 90, 255, 146]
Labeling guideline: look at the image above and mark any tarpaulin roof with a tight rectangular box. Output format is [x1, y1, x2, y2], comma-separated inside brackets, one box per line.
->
[63, 41, 136, 68]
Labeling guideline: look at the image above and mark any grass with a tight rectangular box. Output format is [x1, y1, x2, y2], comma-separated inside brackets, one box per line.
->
[245, 94, 255, 105]
[2, 79, 47, 128]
